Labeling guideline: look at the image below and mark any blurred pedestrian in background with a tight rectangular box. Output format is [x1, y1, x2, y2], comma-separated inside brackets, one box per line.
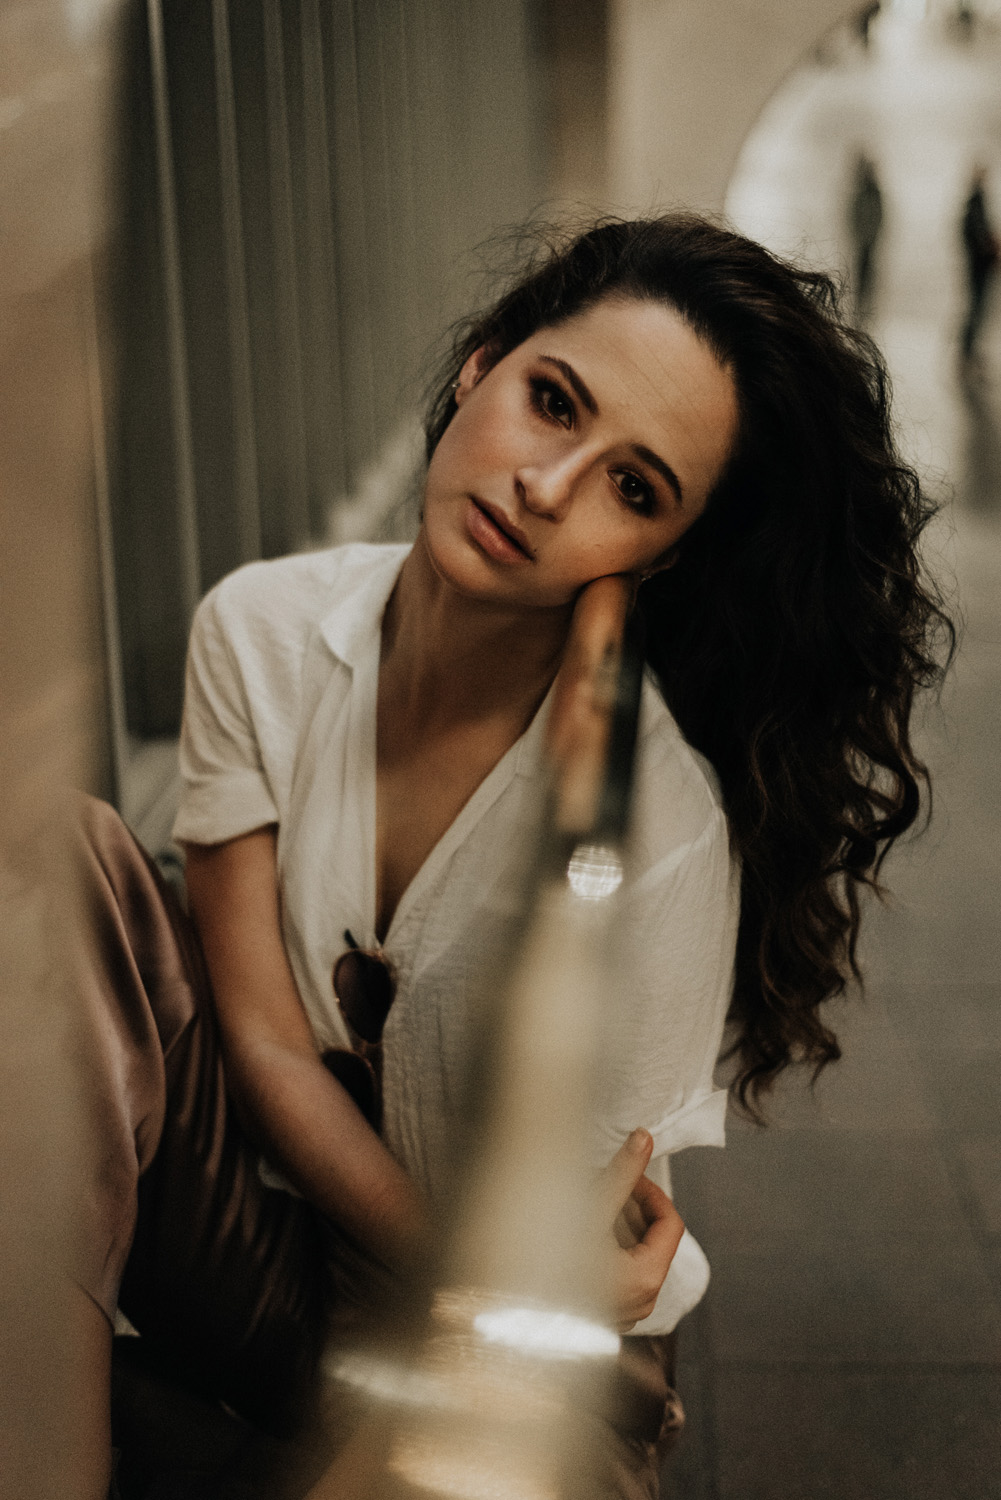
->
[952, 1, 975, 45]
[848, 152, 884, 321]
[856, 3, 880, 51]
[959, 166, 998, 369]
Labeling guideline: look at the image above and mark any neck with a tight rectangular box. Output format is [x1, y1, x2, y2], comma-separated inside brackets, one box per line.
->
[380, 530, 572, 727]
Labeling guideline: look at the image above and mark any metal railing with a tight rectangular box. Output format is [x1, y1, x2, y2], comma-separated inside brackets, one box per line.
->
[315, 576, 645, 1500]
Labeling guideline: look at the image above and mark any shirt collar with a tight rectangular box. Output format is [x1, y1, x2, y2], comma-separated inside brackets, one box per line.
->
[318, 543, 411, 670]
[317, 540, 555, 780]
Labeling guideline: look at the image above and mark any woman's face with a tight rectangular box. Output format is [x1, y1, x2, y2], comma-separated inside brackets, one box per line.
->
[421, 295, 739, 611]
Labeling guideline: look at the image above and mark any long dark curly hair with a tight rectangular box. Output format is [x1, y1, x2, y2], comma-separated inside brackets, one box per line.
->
[425, 215, 954, 1115]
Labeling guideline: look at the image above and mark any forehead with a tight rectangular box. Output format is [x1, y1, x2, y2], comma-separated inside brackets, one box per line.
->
[519, 296, 738, 499]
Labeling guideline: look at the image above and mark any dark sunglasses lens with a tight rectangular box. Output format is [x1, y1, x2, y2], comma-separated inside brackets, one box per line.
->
[322, 1048, 378, 1128]
[333, 950, 395, 1043]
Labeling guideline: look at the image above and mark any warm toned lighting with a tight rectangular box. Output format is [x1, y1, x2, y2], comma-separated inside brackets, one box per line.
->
[389, 1430, 560, 1500]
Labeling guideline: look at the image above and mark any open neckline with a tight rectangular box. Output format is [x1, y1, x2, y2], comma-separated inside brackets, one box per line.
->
[313, 542, 554, 951]
[367, 679, 554, 949]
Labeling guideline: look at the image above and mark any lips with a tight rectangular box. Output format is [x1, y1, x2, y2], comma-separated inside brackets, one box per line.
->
[468, 497, 535, 561]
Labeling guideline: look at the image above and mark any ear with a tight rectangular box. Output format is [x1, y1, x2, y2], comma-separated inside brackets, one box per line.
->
[454, 344, 496, 405]
[639, 545, 680, 581]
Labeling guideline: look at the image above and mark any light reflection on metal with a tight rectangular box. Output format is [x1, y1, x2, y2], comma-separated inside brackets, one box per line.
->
[472, 1302, 621, 1360]
[566, 844, 624, 903]
[331, 1288, 597, 1499]
[332, 1290, 601, 1424]
[310, 577, 643, 1499]
[331, 1352, 455, 1413]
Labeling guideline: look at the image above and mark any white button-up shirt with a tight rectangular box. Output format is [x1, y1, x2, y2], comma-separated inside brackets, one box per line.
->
[173, 542, 739, 1332]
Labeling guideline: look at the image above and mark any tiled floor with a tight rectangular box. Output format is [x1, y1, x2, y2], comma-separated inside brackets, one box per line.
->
[663, 14, 1001, 1498]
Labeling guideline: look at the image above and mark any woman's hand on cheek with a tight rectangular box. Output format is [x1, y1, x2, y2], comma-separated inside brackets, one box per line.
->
[601, 1128, 685, 1334]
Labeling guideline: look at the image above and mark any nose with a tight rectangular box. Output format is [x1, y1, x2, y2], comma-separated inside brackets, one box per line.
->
[514, 448, 587, 521]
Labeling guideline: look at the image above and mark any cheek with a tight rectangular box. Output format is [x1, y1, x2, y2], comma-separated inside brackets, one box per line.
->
[424, 418, 482, 508]
[426, 418, 465, 484]
[551, 525, 636, 589]
[443, 387, 520, 467]
[563, 508, 679, 581]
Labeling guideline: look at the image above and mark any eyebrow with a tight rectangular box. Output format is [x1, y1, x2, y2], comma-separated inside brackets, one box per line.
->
[537, 354, 685, 504]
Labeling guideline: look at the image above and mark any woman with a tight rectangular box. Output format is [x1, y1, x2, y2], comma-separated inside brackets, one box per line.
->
[77, 215, 949, 1498]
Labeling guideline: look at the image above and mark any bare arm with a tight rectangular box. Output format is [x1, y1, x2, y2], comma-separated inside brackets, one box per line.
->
[183, 827, 427, 1269]
[184, 831, 676, 1320]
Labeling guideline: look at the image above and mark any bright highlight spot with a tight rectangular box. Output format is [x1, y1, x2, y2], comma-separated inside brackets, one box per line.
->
[329, 1351, 452, 1409]
[566, 844, 624, 902]
[473, 1305, 621, 1360]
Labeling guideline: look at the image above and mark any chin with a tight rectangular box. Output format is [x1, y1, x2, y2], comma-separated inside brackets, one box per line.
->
[423, 525, 565, 610]
[421, 510, 502, 598]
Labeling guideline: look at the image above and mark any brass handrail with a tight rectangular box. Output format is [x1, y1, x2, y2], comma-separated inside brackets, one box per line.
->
[312, 577, 646, 1500]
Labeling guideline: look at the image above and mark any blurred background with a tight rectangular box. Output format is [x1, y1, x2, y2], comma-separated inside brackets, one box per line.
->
[1, 1, 998, 1495]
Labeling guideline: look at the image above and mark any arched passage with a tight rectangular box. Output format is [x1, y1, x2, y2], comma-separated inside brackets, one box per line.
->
[606, 0, 865, 212]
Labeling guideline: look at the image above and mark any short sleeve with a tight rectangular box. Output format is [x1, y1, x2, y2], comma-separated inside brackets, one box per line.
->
[172, 587, 280, 845]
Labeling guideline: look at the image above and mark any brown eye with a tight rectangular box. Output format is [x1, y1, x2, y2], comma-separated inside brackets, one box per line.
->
[529, 377, 574, 429]
[611, 469, 654, 514]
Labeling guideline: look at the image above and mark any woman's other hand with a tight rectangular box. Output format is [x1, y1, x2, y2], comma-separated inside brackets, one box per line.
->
[602, 1128, 684, 1333]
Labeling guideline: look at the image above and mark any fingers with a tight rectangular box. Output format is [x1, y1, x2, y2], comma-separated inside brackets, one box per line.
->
[630, 1172, 673, 1226]
[601, 1128, 653, 1222]
[613, 1191, 648, 1250]
[631, 1189, 684, 1268]
[601, 1131, 687, 1329]
[611, 1177, 685, 1331]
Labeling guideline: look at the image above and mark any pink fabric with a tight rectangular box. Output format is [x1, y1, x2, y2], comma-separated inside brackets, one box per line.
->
[72, 796, 378, 1433]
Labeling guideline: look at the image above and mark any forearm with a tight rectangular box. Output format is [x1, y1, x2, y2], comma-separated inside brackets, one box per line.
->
[224, 1032, 428, 1269]
[182, 830, 427, 1271]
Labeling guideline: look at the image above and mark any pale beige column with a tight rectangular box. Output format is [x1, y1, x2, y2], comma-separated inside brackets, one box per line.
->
[607, 0, 864, 213]
[0, 4, 124, 1495]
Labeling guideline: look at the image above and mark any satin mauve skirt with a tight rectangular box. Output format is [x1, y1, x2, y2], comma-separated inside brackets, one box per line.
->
[73, 796, 683, 1497]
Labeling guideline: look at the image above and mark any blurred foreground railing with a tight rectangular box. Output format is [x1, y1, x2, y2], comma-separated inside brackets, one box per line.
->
[311, 575, 644, 1500]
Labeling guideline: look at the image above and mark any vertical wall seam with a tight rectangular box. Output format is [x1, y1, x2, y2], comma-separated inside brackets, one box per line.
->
[146, 0, 201, 617]
[261, 0, 311, 548]
[211, 0, 262, 563]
